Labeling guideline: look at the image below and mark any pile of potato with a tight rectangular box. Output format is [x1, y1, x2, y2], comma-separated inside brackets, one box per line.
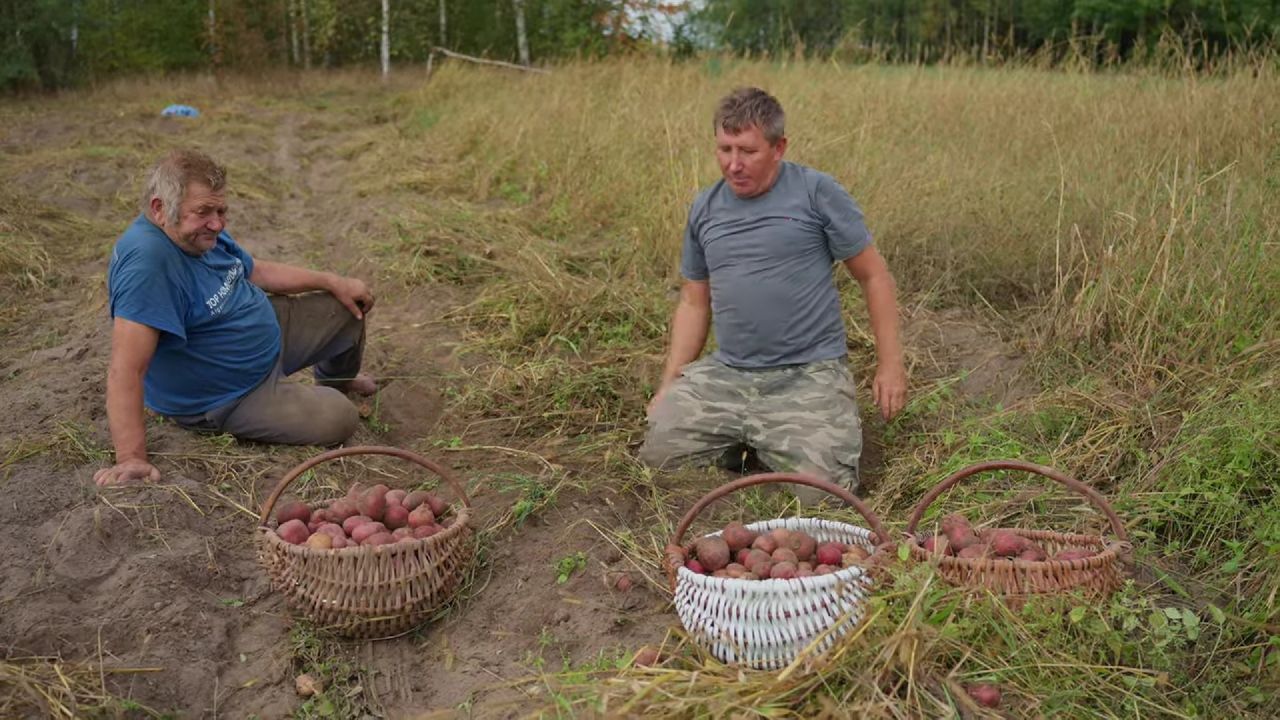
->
[674, 522, 873, 580]
[919, 513, 1095, 562]
[268, 484, 455, 550]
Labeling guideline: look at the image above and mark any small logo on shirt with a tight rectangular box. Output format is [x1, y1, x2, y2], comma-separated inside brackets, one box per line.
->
[205, 260, 243, 317]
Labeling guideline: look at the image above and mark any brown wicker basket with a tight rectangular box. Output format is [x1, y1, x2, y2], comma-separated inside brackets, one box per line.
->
[256, 445, 474, 638]
[905, 459, 1131, 600]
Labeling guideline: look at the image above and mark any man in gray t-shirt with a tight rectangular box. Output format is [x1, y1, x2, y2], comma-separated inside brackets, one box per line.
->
[639, 87, 907, 496]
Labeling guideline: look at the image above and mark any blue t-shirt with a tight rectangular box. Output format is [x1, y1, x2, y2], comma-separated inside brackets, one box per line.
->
[107, 215, 282, 416]
[681, 162, 872, 368]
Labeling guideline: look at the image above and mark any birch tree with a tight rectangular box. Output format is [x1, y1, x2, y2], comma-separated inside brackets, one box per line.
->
[380, 0, 390, 79]
[513, 0, 529, 66]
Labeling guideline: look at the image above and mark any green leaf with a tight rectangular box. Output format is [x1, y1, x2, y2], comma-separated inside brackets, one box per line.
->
[220, 598, 245, 608]
[1207, 604, 1226, 624]
[897, 543, 910, 562]
[1163, 607, 1183, 620]
[1181, 609, 1200, 627]
[1069, 606, 1087, 623]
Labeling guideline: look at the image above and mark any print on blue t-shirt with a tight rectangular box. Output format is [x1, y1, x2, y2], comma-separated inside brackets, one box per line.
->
[107, 215, 281, 416]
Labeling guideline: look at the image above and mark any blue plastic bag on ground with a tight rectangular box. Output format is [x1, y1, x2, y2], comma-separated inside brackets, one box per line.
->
[161, 104, 200, 118]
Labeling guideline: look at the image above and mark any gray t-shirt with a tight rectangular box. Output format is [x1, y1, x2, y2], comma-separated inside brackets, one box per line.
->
[681, 161, 872, 368]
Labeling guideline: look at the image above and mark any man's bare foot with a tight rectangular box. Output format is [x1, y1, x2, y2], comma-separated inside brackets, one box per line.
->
[344, 373, 378, 396]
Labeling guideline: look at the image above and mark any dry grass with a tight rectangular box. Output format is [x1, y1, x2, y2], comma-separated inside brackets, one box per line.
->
[1, 56, 1275, 717]
[0, 656, 164, 718]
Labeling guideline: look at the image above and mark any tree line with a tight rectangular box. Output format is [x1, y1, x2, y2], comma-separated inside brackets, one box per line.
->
[4, 1, 1278, 91]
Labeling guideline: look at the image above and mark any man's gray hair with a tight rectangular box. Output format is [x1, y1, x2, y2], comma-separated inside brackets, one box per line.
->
[141, 149, 227, 225]
[713, 87, 786, 144]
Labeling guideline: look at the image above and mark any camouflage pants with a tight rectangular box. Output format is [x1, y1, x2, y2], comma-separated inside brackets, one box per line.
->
[639, 357, 862, 495]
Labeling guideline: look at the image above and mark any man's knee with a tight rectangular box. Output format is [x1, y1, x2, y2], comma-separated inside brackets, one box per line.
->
[305, 391, 360, 445]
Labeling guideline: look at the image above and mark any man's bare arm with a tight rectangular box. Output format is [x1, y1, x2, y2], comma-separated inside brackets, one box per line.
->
[650, 279, 711, 414]
[842, 246, 908, 421]
[95, 318, 162, 486]
[249, 260, 374, 319]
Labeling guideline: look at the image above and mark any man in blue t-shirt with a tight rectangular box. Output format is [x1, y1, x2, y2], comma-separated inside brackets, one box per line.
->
[639, 88, 909, 498]
[94, 149, 377, 487]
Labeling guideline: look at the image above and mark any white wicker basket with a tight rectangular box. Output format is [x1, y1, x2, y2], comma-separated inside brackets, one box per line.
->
[665, 473, 892, 670]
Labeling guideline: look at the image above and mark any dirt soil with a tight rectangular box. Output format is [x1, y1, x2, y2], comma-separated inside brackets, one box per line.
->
[0, 84, 1031, 718]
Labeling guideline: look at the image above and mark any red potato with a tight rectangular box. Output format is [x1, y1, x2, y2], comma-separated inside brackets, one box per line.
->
[425, 494, 449, 518]
[345, 482, 366, 499]
[330, 536, 349, 549]
[306, 533, 333, 550]
[735, 548, 752, 565]
[751, 534, 779, 555]
[311, 509, 330, 524]
[351, 522, 388, 543]
[989, 530, 1029, 557]
[720, 522, 758, 553]
[725, 563, 747, 575]
[316, 523, 346, 539]
[413, 524, 440, 539]
[712, 570, 730, 578]
[306, 519, 323, 533]
[685, 559, 706, 575]
[745, 549, 771, 569]
[694, 537, 731, 572]
[275, 501, 311, 526]
[771, 547, 798, 565]
[358, 486, 388, 521]
[1018, 546, 1048, 562]
[797, 568, 815, 578]
[392, 527, 415, 539]
[957, 544, 990, 559]
[1054, 549, 1095, 562]
[769, 561, 797, 580]
[921, 534, 951, 555]
[748, 559, 773, 578]
[407, 506, 435, 529]
[397, 535, 418, 544]
[816, 542, 844, 567]
[327, 499, 357, 521]
[343, 515, 373, 536]
[632, 646, 662, 667]
[797, 561, 813, 572]
[402, 490, 430, 511]
[768, 528, 793, 549]
[385, 489, 407, 506]
[966, 683, 1002, 708]
[614, 574, 634, 592]
[361, 532, 396, 546]
[277, 519, 310, 545]
[941, 513, 979, 549]
[384, 504, 410, 530]
[789, 532, 817, 563]
[814, 564, 837, 574]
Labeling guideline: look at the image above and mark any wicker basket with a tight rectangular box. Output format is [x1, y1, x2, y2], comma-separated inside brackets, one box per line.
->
[664, 473, 894, 670]
[256, 445, 474, 639]
[905, 459, 1131, 600]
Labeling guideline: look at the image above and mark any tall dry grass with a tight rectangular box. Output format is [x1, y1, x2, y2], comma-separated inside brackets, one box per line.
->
[343, 57, 1278, 716]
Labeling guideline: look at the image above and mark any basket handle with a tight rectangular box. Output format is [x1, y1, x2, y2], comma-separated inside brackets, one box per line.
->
[668, 472, 891, 550]
[257, 445, 470, 526]
[903, 459, 1128, 542]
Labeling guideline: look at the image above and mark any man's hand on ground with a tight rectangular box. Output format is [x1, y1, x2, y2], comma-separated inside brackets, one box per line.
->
[872, 362, 908, 422]
[329, 276, 375, 319]
[94, 459, 161, 487]
[647, 380, 674, 418]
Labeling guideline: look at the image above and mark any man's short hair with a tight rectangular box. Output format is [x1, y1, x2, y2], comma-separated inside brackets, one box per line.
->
[713, 87, 786, 144]
[141, 149, 227, 225]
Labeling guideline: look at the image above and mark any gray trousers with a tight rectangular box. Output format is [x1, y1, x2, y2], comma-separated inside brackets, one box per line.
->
[172, 292, 364, 445]
[639, 357, 863, 494]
